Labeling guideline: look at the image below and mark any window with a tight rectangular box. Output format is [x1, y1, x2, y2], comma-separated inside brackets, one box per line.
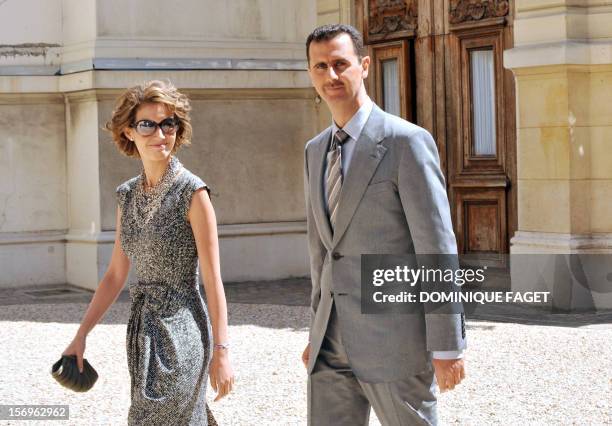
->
[382, 59, 401, 116]
[470, 49, 496, 156]
[457, 28, 505, 172]
[369, 40, 412, 121]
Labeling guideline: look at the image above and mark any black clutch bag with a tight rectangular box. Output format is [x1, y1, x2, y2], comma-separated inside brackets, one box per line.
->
[51, 355, 98, 392]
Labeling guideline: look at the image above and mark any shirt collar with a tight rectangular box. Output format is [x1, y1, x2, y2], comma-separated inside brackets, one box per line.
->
[331, 97, 374, 142]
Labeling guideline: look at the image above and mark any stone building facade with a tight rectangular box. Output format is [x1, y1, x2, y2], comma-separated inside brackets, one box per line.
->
[1, 0, 611, 309]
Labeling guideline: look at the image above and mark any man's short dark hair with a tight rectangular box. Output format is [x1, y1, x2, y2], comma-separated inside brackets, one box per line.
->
[306, 24, 365, 63]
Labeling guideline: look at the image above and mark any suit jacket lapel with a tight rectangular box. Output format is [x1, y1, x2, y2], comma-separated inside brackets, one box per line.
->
[311, 128, 334, 249]
[332, 105, 387, 246]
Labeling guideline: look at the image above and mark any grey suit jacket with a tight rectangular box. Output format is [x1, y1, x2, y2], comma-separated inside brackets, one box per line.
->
[304, 104, 466, 383]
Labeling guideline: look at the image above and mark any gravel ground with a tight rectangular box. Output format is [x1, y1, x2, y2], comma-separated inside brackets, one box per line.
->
[0, 302, 611, 425]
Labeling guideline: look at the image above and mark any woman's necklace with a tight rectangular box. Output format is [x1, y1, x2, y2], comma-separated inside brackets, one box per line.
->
[142, 175, 163, 191]
[136, 156, 183, 224]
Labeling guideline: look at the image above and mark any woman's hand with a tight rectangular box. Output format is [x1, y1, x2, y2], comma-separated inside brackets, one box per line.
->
[209, 349, 234, 401]
[62, 334, 86, 373]
[59, 207, 130, 373]
[301, 342, 310, 369]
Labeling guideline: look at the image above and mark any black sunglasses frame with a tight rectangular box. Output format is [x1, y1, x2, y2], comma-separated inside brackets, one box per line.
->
[130, 116, 180, 136]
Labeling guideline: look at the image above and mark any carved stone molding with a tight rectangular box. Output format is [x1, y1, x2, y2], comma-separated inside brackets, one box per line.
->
[367, 0, 418, 38]
[449, 0, 509, 24]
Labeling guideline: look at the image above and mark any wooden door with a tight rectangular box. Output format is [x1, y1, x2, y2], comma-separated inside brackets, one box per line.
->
[446, 2, 516, 267]
[356, 0, 516, 268]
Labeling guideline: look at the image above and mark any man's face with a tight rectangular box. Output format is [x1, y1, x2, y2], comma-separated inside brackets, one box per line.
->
[308, 33, 370, 107]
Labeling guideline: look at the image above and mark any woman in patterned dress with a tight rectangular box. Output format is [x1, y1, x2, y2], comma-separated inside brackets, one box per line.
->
[62, 80, 234, 425]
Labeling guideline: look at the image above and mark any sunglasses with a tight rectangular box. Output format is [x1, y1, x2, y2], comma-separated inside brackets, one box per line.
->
[130, 117, 179, 137]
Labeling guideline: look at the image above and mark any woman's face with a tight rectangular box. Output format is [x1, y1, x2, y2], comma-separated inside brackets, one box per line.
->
[124, 102, 177, 162]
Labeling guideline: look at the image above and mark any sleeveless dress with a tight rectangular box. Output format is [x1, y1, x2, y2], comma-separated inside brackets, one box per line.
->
[116, 156, 217, 425]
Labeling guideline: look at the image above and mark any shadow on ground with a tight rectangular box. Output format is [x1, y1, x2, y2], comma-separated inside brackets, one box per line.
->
[1, 280, 611, 328]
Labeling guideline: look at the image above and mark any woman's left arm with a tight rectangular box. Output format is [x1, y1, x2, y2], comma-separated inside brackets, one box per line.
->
[189, 188, 234, 401]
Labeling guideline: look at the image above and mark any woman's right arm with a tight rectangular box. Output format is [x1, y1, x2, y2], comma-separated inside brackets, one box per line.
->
[62, 206, 130, 371]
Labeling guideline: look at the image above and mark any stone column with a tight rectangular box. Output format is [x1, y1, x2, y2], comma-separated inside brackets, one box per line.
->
[504, 0, 612, 310]
[64, 91, 111, 288]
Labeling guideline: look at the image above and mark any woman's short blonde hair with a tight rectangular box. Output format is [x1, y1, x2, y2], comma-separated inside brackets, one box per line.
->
[105, 80, 192, 157]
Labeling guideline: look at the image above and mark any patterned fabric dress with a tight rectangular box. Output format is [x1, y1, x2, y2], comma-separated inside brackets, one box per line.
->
[116, 156, 217, 425]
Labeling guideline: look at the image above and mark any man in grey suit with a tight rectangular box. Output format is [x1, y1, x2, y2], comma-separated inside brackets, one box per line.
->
[301, 24, 467, 425]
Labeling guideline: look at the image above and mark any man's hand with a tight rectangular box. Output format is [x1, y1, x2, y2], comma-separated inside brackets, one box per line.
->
[432, 358, 465, 392]
[301, 343, 311, 369]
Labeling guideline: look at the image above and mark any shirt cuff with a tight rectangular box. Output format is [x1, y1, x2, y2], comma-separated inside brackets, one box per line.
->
[432, 350, 464, 360]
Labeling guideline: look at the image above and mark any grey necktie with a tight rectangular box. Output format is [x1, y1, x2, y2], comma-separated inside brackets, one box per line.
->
[327, 129, 349, 230]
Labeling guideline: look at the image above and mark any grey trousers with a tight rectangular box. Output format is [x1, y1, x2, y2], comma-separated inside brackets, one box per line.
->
[308, 302, 438, 426]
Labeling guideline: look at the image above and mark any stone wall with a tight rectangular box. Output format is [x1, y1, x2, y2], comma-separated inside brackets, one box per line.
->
[0, 0, 322, 289]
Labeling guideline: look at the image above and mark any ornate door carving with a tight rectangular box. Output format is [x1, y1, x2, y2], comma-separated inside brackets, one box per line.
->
[365, 0, 418, 41]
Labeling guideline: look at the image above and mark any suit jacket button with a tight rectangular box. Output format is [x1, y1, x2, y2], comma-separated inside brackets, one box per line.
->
[332, 252, 343, 260]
